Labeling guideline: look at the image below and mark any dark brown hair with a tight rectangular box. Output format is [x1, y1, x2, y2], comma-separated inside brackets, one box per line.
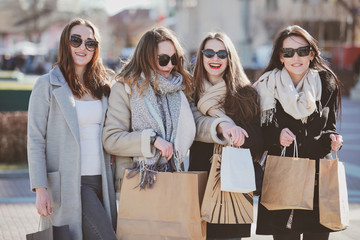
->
[194, 32, 260, 125]
[56, 18, 111, 98]
[117, 27, 193, 96]
[263, 25, 341, 117]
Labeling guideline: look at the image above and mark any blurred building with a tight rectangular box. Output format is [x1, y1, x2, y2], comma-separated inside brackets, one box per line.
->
[0, 0, 359, 75]
[0, 0, 109, 73]
[108, 9, 159, 63]
[172, 0, 360, 71]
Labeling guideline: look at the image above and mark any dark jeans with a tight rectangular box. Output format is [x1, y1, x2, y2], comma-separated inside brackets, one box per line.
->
[81, 175, 116, 240]
[273, 232, 329, 240]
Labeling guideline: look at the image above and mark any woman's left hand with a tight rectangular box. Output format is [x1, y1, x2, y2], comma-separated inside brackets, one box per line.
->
[153, 137, 173, 161]
[330, 134, 343, 152]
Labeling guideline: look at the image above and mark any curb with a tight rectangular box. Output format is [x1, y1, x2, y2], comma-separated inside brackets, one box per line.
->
[0, 169, 29, 179]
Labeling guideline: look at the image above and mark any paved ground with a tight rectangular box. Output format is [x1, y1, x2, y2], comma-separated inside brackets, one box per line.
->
[0, 97, 359, 240]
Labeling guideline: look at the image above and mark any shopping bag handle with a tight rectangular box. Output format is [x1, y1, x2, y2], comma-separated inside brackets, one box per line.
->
[229, 137, 235, 147]
[281, 138, 298, 157]
[331, 150, 338, 159]
[228, 137, 241, 148]
[38, 215, 54, 231]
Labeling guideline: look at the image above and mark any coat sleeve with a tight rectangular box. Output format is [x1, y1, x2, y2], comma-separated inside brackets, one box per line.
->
[241, 120, 264, 161]
[189, 100, 229, 144]
[309, 84, 339, 157]
[27, 75, 51, 191]
[102, 82, 155, 158]
[261, 117, 282, 153]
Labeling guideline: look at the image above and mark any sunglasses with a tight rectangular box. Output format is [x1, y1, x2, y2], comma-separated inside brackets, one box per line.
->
[201, 49, 228, 59]
[158, 54, 178, 67]
[69, 35, 98, 52]
[281, 46, 312, 58]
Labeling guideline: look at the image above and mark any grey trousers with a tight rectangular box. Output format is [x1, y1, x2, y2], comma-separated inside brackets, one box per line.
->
[81, 175, 116, 240]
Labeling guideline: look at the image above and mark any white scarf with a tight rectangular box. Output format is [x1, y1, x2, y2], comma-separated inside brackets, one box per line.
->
[253, 68, 322, 125]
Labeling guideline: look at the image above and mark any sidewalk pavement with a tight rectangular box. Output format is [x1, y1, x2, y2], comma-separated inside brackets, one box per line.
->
[0, 97, 359, 240]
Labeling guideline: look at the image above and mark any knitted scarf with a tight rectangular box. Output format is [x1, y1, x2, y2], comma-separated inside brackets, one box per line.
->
[253, 68, 322, 125]
[128, 71, 196, 189]
[197, 79, 235, 125]
[197, 79, 233, 163]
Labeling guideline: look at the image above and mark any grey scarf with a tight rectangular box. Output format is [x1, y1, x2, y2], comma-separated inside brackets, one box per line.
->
[128, 71, 195, 189]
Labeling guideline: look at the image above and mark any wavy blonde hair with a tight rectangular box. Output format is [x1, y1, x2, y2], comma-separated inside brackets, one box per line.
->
[116, 27, 193, 96]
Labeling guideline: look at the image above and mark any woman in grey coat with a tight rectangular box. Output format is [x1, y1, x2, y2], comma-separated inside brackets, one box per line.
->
[27, 18, 117, 240]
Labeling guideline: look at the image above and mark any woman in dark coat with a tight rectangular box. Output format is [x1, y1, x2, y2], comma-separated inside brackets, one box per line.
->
[189, 32, 264, 239]
[253, 25, 343, 240]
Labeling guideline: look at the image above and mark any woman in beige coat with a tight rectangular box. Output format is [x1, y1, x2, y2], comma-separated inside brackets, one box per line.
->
[103, 27, 226, 193]
[27, 18, 116, 240]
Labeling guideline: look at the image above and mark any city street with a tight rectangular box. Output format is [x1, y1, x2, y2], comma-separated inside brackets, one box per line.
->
[0, 97, 359, 240]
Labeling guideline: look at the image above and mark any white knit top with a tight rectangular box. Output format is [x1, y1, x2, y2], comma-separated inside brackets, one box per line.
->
[75, 100, 102, 176]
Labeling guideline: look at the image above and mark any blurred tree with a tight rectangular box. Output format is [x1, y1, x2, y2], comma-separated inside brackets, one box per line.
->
[337, 0, 360, 46]
[16, 0, 56, 43]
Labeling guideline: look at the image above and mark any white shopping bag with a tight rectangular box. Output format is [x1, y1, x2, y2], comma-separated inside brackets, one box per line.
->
[220, 146, 256, 193]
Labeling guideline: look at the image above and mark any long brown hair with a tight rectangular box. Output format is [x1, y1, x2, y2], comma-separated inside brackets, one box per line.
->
[56, 18, 111, 98]
[263, 25, 341, 117]
[193, 32, 260, 125]
[116, 27, 193, 96]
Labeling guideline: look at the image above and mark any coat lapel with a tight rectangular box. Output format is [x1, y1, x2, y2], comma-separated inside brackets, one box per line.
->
[50, 67, 80, 146]
[100, 95, 108, 127]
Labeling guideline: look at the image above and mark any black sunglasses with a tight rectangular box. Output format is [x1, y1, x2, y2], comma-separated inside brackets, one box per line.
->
[281, 46, 312, 58]
[201, 49, 228, 59]
[158, 54, 178, 67]
[69, 34, 98, 52]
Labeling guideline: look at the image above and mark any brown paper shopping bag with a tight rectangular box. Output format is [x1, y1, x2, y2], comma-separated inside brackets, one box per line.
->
[201, 145, 253, 224]
[260, 142, 315, 210]
[117, 170, 208, 240]
[319, 154, 349, 231]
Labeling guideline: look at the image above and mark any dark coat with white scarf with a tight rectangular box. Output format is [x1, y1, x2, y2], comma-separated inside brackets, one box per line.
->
[256, 70, 340, 235]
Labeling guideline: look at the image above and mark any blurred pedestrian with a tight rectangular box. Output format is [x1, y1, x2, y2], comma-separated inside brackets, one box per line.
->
[27, 18, 117, 240]
[254, 25, 343, 240]
[189, 32, 264, 239]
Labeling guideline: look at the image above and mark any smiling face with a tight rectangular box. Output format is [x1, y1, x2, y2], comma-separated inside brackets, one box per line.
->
[69, 24, 95, 73]
[156, 40, 176, 79]
[280, 36, 314, 83]
[203, 39, 228, 82]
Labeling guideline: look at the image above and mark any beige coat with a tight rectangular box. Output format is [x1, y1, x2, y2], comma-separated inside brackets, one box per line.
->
[27, 66, 117, 240]
[103, 82, 228, 192]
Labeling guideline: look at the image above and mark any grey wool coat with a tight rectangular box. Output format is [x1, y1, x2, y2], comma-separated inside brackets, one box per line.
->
[27, 66, 117, 240]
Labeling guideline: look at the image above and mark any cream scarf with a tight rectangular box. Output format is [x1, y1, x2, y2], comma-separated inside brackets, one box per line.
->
[253, 68, 322, 125]
[197, 79, 235, 125]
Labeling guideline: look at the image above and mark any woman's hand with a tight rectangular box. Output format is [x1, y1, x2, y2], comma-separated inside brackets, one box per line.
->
[330, 134, 343, 152]
[154, 137, 173, 161]
[280, 128, 296, 147]
[35, 187, 52, 217]
[217, 122, 248, 147]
